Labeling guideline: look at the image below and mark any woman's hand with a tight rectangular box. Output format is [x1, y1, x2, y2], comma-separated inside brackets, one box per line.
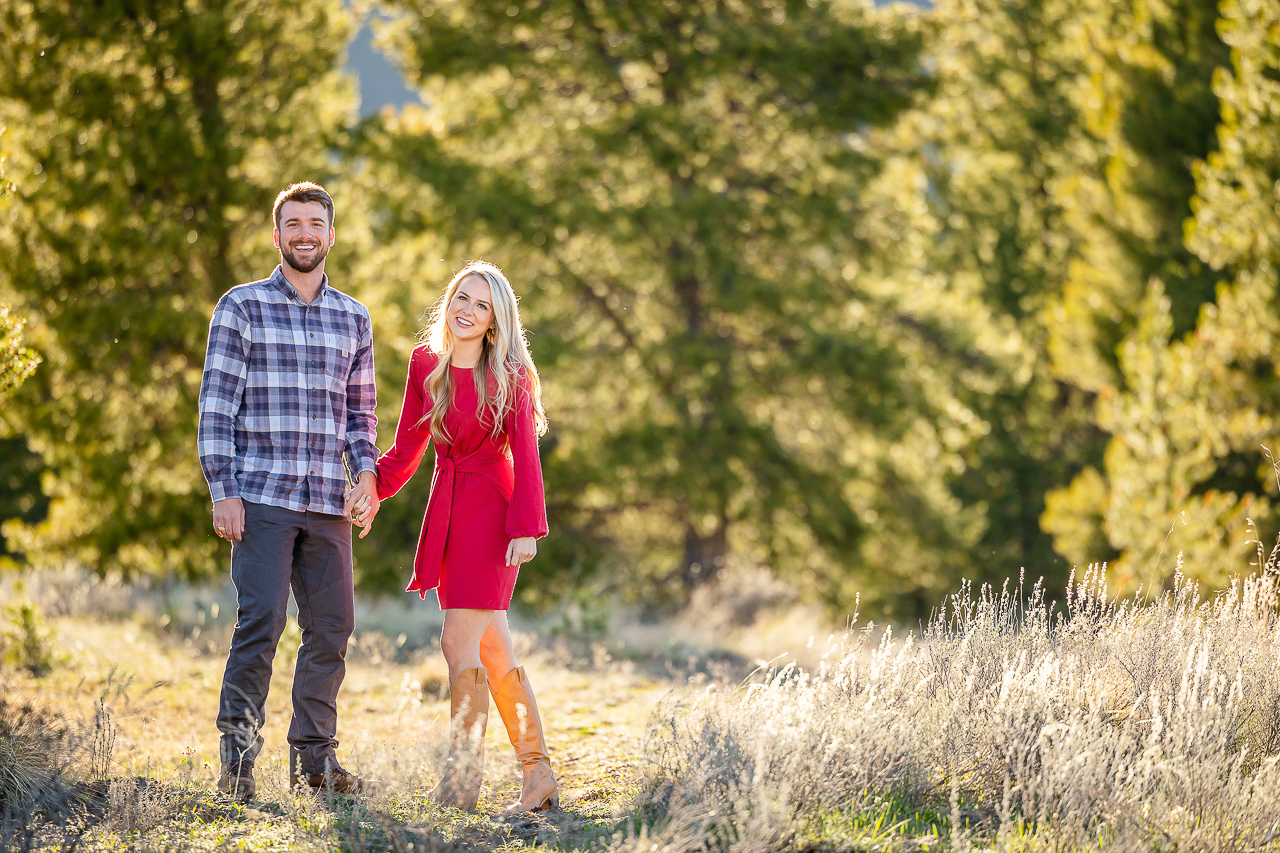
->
[505, 536, 537, 568]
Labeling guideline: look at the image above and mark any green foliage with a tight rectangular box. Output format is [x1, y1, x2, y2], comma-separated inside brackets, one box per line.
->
[1044, 0, 1227, 388]
[878, 0, 1094, 600]
[0, 0, 1273, 616]
[356, 0, 966, 610]
[889, 0, 1227, 598]
[1, 598, 59, 677]
[0, 304, 37, 397]
[0, 0, 356, 580]
[0, 145, 37, 396]
[1044, 0, 1280, 592]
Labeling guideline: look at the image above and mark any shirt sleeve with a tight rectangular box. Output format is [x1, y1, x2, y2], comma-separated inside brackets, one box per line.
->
[197, 295, 250, 503]
[505, 374, 549, 539]
[375, 348, 434, 500]
[344, 309, 379, 477]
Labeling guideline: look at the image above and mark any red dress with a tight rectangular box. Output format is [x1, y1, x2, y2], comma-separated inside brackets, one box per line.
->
[375, 347, 548, 609]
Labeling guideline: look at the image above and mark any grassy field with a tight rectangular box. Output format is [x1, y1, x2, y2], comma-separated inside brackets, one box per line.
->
[6, 562, 1280, 852]
[0, 566, 830, 852]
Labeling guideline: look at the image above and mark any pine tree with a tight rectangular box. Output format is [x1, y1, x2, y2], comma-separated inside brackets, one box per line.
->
[873, 0, 1104, 595]
[1047, 0, 1280, 591]
[865, 0, 1230, 599]
[358, 0, 959, 610]
[0, 0, 356, 579]
[1039, 0, 1229, 580]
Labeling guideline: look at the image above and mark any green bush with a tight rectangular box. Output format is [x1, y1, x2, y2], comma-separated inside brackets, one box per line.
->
[2, 599, 60, 677]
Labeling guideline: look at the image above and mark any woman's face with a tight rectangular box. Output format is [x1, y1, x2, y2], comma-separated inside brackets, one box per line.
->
[446, 273, 495, 345]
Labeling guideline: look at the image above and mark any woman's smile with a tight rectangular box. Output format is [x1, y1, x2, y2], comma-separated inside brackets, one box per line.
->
[447, 274, 494, 345]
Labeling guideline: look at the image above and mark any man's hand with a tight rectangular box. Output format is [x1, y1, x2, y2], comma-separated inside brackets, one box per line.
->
[344, 471, 380, 539]
[213, 497, 245, 542]
[505, 536, 537, 568]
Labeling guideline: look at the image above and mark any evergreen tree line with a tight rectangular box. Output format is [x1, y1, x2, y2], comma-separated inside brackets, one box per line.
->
[0, 0, 1276, 618]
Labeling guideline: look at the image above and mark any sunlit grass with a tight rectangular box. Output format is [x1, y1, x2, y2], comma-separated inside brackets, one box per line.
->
[5, 559, 1280, 850]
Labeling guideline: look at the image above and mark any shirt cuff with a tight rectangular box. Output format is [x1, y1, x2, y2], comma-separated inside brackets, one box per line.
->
[209, 479, 240, 503]
[347, 441, 378, 478]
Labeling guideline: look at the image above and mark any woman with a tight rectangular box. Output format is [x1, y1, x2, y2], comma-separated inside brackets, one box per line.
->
[354, 260, 555, 814]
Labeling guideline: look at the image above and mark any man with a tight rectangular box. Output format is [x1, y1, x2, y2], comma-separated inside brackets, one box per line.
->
[197, 181, 382, 801]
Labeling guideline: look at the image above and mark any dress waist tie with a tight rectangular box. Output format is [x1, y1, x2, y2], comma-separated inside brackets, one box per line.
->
[407, 445, 513, 597]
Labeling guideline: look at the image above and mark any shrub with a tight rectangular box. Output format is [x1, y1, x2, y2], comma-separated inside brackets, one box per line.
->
[1, 599, 60, 677]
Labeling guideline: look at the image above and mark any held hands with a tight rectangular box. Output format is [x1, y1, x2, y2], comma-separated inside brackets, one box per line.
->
[344, 470, 380, 539]
[213, 497, 245, 542]
[506, 536, 536, 569]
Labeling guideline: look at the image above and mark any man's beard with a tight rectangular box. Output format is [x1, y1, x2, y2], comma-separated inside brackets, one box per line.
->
[281, 241, 329, 273]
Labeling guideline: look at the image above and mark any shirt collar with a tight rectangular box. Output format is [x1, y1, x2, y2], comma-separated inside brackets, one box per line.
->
[268, 265, 330, 305]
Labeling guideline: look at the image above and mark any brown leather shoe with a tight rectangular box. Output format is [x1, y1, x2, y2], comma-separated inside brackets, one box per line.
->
[217, 758, 256, 802]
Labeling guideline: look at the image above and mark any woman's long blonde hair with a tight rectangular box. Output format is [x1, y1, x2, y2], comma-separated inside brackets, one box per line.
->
[418, 260, 547, 446]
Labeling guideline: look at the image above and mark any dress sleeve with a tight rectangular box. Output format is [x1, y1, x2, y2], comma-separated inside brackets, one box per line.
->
[505, 374, 548, 539]
[375, 348, 435, 500]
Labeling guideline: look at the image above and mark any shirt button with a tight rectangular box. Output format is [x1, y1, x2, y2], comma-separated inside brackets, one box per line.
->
[312, 415, 317, 420]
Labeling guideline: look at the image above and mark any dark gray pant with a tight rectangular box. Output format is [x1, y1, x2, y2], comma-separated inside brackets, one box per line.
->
[217, 500, 354, 775]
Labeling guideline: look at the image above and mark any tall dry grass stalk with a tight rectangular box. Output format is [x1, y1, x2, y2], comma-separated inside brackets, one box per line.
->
[620, 563, 1280, 852]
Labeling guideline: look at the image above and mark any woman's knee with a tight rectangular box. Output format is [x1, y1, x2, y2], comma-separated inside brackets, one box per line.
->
[477, 629, 504, 658]
[439, 630, 480, 668]
[478, 634, 516, 675]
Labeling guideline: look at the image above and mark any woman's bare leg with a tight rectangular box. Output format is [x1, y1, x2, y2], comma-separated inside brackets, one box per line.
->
[478, 611, 520, 686]
[439, 608, 496, 682]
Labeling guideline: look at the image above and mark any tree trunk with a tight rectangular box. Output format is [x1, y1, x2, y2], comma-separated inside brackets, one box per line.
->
[680, 518, 727, 591]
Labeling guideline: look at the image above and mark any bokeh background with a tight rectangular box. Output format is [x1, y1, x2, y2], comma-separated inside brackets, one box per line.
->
[2, 0, 1278, 621]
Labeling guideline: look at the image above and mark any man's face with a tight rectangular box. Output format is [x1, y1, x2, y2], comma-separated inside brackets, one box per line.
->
[274, 200, 334, 273]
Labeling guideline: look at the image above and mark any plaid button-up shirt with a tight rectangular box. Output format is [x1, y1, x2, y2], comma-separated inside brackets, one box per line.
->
[197, 266, 378, 516]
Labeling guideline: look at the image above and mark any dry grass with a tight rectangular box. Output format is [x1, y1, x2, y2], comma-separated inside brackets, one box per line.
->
[0, 569, 703, 852]
[7, 559, 1280, 852]
[614, 564, 1280, 852]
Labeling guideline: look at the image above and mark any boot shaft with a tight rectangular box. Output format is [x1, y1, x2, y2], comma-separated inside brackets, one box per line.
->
[429, 666, 490, 812]
[491, 665, 549, 765]
[448, 666, 490, 748]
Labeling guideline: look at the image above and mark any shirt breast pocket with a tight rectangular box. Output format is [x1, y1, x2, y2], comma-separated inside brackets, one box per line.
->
[324, 332, 357, 392]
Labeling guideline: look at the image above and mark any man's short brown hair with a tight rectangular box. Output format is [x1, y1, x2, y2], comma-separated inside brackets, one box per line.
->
[272, 182, 335, 230]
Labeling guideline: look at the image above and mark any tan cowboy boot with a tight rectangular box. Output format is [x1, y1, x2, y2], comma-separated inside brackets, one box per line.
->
[429, 666, 489, 811]
[491, 666, 559, 814]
